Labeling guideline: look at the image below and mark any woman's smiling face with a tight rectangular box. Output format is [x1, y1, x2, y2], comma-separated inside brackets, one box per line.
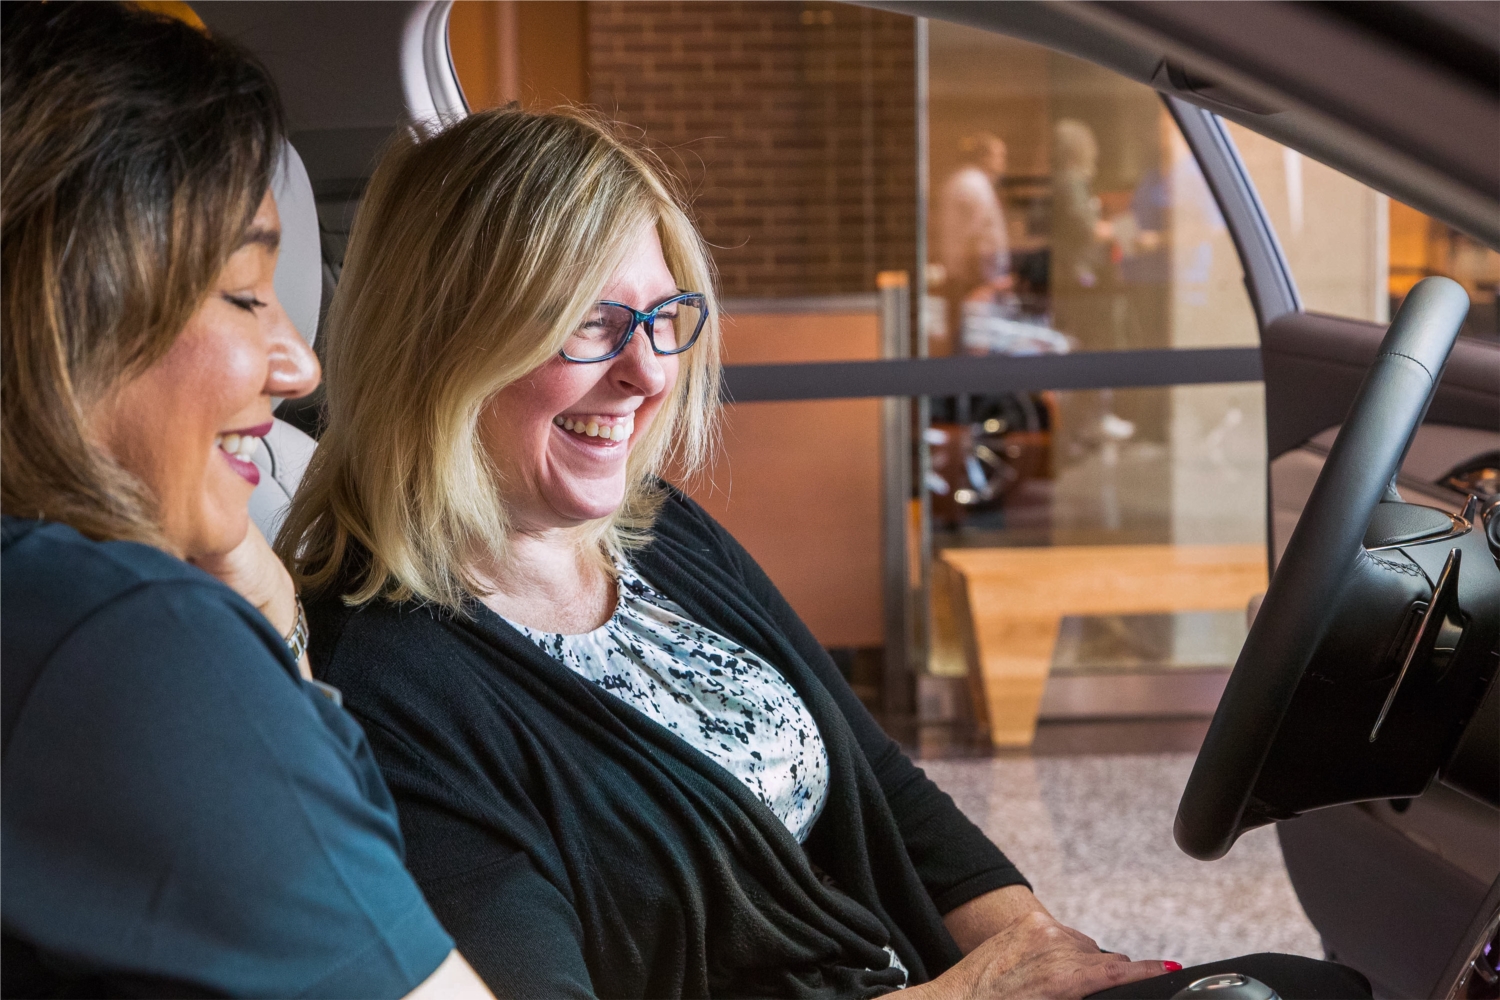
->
[90, 193, 321, 559]
[481, 221, 681, 533]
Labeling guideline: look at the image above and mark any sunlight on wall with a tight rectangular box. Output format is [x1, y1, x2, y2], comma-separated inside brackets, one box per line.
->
[1228, 121, 1389, 323]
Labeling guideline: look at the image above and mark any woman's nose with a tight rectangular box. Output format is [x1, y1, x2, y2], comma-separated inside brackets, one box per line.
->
[263, 296, 321, 400]
[610, 324, 667, 397]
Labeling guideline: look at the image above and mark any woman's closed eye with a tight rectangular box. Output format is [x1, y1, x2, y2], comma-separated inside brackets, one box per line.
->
[222, 292, 267, 313]
[652, 311, 680, 345]
[575, 322, 617, 348]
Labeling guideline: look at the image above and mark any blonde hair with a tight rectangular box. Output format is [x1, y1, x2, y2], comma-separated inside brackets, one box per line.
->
[278, 107, 721, 610]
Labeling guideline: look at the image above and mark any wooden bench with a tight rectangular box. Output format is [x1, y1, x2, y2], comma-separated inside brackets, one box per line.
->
[936, 544, 1268, 747]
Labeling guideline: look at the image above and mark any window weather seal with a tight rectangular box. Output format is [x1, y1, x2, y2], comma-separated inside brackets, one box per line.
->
[401, 0, 468, 133]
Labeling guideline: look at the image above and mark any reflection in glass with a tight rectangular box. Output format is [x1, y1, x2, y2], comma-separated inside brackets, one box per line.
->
[926, 28, 1257, 359]
[921, 30, 1268, 746]
[932, 384, 1266, 549]
[923, 24, 1262, 549]
[1050, 610, 1248, 676]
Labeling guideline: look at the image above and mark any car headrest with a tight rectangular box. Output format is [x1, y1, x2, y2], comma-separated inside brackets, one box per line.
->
[271, 141, 320, 348]
[249, 418, 318, 544]
[251, 140, 322, 544]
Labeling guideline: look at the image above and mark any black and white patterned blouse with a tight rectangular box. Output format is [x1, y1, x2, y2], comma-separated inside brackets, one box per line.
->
[511, 560, 831, 843]
[511, 560, 908, 986]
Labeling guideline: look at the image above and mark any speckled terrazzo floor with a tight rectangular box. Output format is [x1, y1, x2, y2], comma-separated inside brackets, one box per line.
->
[923, 753, 1324, 966]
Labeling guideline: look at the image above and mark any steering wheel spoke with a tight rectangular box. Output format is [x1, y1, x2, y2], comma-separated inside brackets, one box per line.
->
[1369, 546, 1463, 743]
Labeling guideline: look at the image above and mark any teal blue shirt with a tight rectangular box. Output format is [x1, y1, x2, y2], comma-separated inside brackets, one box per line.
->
[1, 517, 453, 998]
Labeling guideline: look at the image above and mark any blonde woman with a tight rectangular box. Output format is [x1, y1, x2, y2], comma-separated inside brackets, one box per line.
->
[281, 108, 1176, 1000]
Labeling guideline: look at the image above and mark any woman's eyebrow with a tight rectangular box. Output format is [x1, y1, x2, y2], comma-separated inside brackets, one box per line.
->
[239, 225, 281, 252]
[648, 289, 687, 308]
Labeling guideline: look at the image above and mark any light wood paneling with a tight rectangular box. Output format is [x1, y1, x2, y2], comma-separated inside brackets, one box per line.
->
[517, 1, 587, 108]
[940, 544, 1267, 746]
[450, 1, 587, 112]
[685, 311, 883, 649]
[449, 1, 504, 110]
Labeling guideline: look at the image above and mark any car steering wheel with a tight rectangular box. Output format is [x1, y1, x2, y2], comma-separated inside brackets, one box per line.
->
[1175, 276, 1475, 861]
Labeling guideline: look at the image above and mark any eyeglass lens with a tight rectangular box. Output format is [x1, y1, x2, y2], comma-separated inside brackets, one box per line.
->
[565, 296, 706, 361]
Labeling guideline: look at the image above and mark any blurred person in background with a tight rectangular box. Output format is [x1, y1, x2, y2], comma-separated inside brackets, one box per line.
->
[1051, 118, 1134, 451]
[1050, 119, 1114, 316]
[938, 132, 1014, 354]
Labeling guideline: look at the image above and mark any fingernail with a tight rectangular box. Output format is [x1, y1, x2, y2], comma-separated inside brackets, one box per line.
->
[1164, 962, 1183, 973]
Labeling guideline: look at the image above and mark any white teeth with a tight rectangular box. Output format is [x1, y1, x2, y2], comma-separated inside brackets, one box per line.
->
[556, 414, 635, 443]
[215, 433, 261, 462]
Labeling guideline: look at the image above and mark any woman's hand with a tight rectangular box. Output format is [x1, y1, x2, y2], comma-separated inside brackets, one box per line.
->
[191, 523, 309, 677]
[945, 886, 1110, 959]
[910, 908, 1170, 1000]
[945, 885, 1059, 954]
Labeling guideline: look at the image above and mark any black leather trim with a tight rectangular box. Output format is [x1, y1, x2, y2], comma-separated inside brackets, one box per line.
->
[1278, 803, 1490, 999]
[1264, 312, 1500, 459]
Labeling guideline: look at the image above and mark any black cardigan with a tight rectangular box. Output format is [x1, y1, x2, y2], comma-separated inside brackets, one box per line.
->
[308, 488, 1027, 999]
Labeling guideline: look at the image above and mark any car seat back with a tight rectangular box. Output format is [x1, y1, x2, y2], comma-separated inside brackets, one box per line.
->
[248, 141, 320, 543]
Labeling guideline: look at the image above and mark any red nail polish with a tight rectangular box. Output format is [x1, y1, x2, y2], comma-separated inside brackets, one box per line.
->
[1164, 962, 1183, 973]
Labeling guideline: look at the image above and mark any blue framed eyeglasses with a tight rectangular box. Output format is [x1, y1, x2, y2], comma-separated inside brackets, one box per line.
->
[561, 292, 708, 363]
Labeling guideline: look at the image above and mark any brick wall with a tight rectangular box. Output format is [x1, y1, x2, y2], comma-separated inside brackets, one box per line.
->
[587, 2, 917, 299]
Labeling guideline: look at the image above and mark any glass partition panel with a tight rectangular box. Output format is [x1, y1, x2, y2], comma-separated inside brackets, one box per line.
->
[924, 22, 1259, 358]
[919, 23, 1267, 746]
[927, 384, 1268, 746]
[930, 385, 1267, 550]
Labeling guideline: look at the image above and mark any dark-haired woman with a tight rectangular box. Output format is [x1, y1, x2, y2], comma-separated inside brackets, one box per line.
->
[0, 4, 493, 996]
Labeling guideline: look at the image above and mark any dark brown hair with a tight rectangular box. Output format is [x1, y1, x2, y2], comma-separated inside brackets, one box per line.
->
[1, 1, 284, 546]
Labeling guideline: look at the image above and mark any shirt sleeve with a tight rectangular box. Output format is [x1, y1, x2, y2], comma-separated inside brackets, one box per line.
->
[1, 579, 453, 999]
[676, 493, 1032, 913]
